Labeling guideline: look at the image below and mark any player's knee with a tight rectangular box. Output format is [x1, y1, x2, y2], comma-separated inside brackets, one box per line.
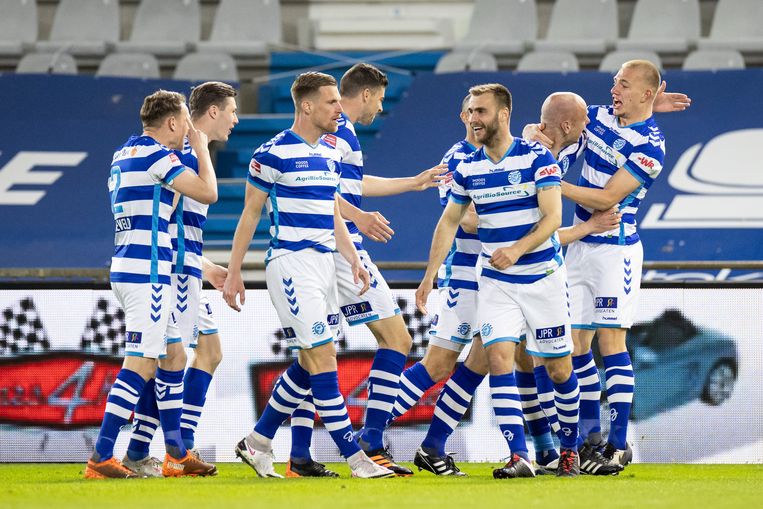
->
[544, 358, 573, 383]
[420, 357, 453, 383]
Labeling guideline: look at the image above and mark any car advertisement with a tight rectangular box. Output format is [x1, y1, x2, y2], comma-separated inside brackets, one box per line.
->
[0, 288, 760, 463]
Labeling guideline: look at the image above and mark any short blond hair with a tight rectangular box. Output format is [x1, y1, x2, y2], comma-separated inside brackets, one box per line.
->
[622, 60, 661, 94]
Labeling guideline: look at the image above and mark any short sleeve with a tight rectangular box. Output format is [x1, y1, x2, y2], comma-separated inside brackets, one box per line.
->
[449, 162, 471, 204]
[624, 143, 664, 188]
[150, 149, 186, 185]
[247, 149, 280, 193]
[532, 147, 562, 188]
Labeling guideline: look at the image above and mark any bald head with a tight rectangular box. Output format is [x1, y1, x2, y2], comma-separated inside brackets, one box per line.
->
[539, 92, 588, 153]
[541, 92, 587, 126]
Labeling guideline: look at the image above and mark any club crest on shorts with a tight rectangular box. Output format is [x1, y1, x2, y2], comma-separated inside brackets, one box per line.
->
[481, 323, 493, 337]
[508, 171, 522, 185]
[457, 323, 471, 337]
[312, 321, 327, 336]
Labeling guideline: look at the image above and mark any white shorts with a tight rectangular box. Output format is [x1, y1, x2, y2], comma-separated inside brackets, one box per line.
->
[478, 267, 573, 358]
[197, 292, 219, 336]
[334, 250, 400, 327]
[429, 286, 478, 353]
[112, 281, 171, 359]
[165, 273, 201, 347]
[266, 250, 338, 350]
[566, 240, 643, 330]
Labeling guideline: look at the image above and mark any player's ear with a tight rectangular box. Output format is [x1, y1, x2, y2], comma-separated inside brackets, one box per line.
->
[209, 104, 218, 119]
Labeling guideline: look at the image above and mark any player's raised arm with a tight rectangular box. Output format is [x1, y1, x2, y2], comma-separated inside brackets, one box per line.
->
[336, 194, 394, 242]
[361, 163, 448, 197]
[223, 183, 267, 311]
[653, 80, 692, 112]
[333, 196, 371, 295]
[415, 199, 468, 314]
[171, 117, 218, 204]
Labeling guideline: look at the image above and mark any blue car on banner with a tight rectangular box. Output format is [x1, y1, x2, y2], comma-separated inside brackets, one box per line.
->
[594, 309, 738, 421]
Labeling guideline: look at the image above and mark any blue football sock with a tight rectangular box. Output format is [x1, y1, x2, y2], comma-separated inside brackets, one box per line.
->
[155, 367, 186, 459]
[553, 371, 580, 451]
[93, 369, 145, 462]
[358, 348, 406, 450]
[180, 367, 213, 450]
[515, 369, 558, 462]
[311, 371, 361, 459]
[390, 361, 436, 422]
[603, 352, 634, 450]
[126, 378, 159, 461]
[254, 360, 311, 440]
[490, 373, 528, 461]
[421, 364, 484, 456]
[290, 393, 315, 463]
[573, 350, 602, 441]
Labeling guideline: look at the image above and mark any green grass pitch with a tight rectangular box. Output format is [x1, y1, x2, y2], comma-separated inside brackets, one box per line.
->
[2, 463, 761, 509]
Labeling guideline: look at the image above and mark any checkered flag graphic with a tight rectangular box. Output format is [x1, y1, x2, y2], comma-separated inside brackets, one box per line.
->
[395, 295, 431, 358]
[80, 298, 126, 356]
[0, 297, 51, 355]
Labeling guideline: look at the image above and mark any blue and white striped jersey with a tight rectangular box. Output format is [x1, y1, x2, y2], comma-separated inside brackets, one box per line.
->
[572, 105, 665, 245]
[450, 138, 564, 285]
[248, 129, 342, 262]
[169, 139, 208, 280]
[328, 113, 364, 250]
[108, 135, 187, 285]
[437, 139, 481, 291]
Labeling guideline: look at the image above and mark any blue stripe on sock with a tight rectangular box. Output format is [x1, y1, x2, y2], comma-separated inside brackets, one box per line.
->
[490, 373, 528, 458]
[603, 352, 634, 450]
[180, 367, 212, 450]
[95, 369, 145, 462]
[311, 372, 360, 459]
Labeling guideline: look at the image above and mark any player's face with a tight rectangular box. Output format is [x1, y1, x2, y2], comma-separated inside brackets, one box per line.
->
[358, 87, 385, 126]
[211, 97, 239, 142]
[611, 66, 648, 119]
[169, 104, 191, 149]
[468, 94, 503, 146]
[568, 99, 589, 141]
[312, 85, 343, 133]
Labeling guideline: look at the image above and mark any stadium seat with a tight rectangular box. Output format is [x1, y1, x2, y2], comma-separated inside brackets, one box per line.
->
[533, 0, 617, 55]
[96, 53, 161, 79]
[516, 51, 579, 73]
[599, 50, 662, 73]
[454, 0, 537, 55]
[173, 52, 239, 82]
[35, 0, 118, 56]
[682, 50, 745, 71]
[116, 0, 200, 57]
[0, 0, 37, 57]
[434, 51, 498, 73]
[16, 52, 78, 74]
[616, 0, 700, 53]
[196, 0, 281, 57]
[698, 0, 763, 52]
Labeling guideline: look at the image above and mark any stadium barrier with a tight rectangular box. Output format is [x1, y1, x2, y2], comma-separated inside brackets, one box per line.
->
[1, 283, 760, 464]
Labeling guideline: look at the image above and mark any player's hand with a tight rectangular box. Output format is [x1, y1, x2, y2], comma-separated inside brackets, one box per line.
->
[355, 210, 395, 243]
[522, 123, 553, 149]
[222, 271, 245, 312]
[412, 164, 449, 191]
[186, 117, 209, 153]
[205, 262, 228, 291]
[351, 261, 371, 295]
[653, 80, 691, 113]
[589, 206, 621, 234]
[489, 247, 520, 271]
[415, 279, 434, 315]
